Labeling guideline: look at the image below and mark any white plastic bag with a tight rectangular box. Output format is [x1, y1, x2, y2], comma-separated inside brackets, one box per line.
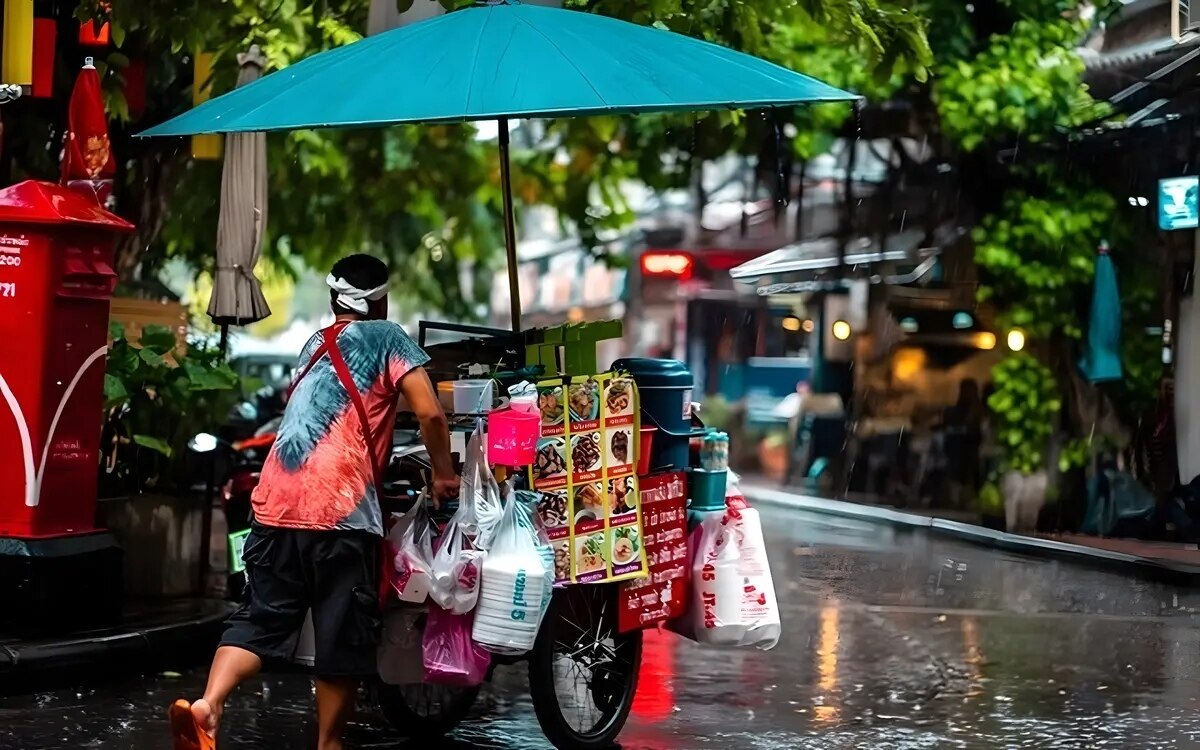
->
[459, 421, 503, 548]
[687, 500, 780, 650]
[472, 488, 551, 655]
[430, 516, 485, 614]
[387, 495, 435, 604]
[517, 489, 556, 621]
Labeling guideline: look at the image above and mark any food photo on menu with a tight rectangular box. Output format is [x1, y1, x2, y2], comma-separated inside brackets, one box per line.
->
[607, 427, 633, 470]
[570, 432, 602, 478]
[534, 437, 567, 485]
[611, 526, 642, 571]
[568, 377, 601, 425]
[552, 539, 571, 582]
[573, 483, 605, 522]
[537, 491, 568, 529]
[539, 384, 566, 433]
[575, 532, 609, 578]
[605, 377, 635, 418]
[609, 476, 638, 516]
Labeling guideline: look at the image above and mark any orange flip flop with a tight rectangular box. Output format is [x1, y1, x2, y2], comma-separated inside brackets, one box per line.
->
[168, 699, 216, 750]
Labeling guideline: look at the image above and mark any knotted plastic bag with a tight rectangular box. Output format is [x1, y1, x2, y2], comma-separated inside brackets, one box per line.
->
[458, 420, 503, 549]
[388, 494, 435, 604]
[430, 515, 485, 614]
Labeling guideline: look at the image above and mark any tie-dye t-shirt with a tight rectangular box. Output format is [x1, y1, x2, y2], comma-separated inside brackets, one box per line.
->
[251, 320, 430, 536]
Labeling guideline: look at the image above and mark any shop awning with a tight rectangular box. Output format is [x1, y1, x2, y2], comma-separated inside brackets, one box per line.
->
[729, 228, 958, 296]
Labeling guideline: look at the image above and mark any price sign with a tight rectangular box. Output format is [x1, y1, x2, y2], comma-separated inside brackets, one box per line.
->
[618, 471, 690, 633]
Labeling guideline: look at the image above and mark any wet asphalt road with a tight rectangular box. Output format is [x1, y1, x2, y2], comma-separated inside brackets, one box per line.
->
[5, 504, 1200, 749]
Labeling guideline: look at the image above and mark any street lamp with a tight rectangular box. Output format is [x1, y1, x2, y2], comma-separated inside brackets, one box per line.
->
[832, 320, 852, 341]
[1007, 328, 1026, 352]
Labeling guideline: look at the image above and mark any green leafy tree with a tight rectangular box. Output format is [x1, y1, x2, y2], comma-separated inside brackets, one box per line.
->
[103, 324, 241, 493]
[936, 18, 1108, 150]
[987, 354, 1061, 474]
[33, 0, 932, 318]
[973, 186, 1115, 340]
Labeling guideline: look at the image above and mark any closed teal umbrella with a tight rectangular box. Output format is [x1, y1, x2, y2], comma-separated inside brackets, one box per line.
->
[142, 0, 856, 328]
[1078, 242, 1123, 384]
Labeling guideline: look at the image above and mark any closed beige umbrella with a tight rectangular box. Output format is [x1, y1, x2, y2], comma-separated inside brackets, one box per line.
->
[209, 45, 270, 338]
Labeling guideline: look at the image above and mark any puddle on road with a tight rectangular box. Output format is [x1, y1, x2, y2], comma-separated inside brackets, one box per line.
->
[3, 507, 1200, 749]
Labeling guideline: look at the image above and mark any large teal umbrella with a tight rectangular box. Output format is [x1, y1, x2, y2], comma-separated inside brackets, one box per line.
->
[1077, 241, 1123, 384]
[142, 0, 856, 329]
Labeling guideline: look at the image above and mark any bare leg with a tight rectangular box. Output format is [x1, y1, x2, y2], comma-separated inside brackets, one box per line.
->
[315, 677, 359, 750]
[194, 646, 263, 736]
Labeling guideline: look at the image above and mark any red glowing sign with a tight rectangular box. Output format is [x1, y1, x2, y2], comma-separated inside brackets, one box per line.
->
[640, 252, 693, 280]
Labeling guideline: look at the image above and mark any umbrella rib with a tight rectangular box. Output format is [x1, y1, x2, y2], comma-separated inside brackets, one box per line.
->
[515, 14, 610, 108]
[463, 6, 497, 117]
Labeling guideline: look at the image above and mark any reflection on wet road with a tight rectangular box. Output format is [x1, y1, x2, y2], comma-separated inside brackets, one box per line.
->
[5, 506, 1200, 749]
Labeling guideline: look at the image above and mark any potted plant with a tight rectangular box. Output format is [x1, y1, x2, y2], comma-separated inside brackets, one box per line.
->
[987, 354, 1060, 533]
[98, 324, 241, 596]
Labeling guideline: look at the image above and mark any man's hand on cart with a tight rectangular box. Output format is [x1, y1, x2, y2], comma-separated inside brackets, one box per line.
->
[400, 367, 459, 511]
[431, 474, 461, 509]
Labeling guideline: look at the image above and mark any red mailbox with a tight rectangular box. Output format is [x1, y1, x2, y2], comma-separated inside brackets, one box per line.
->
[0, 180, 132, 539]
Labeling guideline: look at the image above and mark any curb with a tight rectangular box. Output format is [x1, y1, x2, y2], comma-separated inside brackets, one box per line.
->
[0, 599, 235, 691]
[744, 484, 1200, 586]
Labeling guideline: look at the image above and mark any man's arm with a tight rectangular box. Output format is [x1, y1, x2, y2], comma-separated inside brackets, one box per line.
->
[399, 367, 459, 504]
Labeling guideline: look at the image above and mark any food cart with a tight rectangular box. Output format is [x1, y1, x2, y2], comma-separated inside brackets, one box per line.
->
[372, 319, 691, 750]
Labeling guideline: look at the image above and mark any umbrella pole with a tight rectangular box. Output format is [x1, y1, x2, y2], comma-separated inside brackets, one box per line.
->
[498, 118, 521, 332]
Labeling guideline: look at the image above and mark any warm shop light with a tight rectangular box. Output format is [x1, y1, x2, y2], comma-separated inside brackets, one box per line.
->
[640, 252, 694, 280]
[1007, 328, 1026, 352]
[782, 315, 802, 332]
[802, 319, 815, 333]
[831, 320, 852, 341]
[974, 332, 997, 350]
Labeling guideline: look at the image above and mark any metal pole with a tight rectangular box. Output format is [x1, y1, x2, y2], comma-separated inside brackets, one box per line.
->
[498, 118, 521, 332]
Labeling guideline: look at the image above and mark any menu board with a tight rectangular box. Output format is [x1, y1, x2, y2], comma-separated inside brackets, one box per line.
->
[532, 373, 647, 584]
[618, 472, 690, 633]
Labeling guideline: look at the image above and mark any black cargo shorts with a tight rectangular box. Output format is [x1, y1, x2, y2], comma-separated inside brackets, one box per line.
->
[221, 524, 380, 677]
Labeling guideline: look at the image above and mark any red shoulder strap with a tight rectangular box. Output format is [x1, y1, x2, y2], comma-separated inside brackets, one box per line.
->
[326, 335, 383, 493]
[288, 321, 350, 398]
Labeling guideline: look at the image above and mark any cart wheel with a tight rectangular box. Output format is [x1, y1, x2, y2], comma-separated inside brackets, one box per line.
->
[374, 680, 480, 741]
[529, 586, 643, 750]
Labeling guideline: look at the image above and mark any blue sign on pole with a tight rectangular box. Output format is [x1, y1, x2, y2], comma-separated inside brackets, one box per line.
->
[1159, 176, 1200, 231]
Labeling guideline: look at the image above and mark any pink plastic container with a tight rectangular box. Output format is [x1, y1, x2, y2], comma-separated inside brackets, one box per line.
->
[487, 408, 541, 466]
[637, 425, 657, 476]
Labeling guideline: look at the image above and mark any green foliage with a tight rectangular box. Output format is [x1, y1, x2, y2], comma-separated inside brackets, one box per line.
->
[104, 325, 241, 491]
[978, 482, 1003, 515]
[935, 19, 1108, 150]
[987, 354, 1060, 474]
[973, 187, 1115, 341]
[57, 0, 934, 306]
[1057, 437, 1092, 473]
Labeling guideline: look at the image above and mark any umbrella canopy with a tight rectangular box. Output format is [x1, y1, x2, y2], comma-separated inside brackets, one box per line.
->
[1078, 243, 1123, 384]
[142, 1, 855, 135]
[142, 0, 856, 330]
[208, 45, 271, 329]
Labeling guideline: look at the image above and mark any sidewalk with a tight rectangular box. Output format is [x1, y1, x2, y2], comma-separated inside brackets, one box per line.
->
[743, 481, 1200, 585]
[0, 598, 234, 691]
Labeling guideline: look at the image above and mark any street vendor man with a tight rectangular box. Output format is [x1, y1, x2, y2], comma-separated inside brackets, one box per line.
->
[170, 254, 460, 750]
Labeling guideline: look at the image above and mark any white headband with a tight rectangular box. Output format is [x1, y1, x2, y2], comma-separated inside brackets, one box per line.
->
[326, 273, 389, 314]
